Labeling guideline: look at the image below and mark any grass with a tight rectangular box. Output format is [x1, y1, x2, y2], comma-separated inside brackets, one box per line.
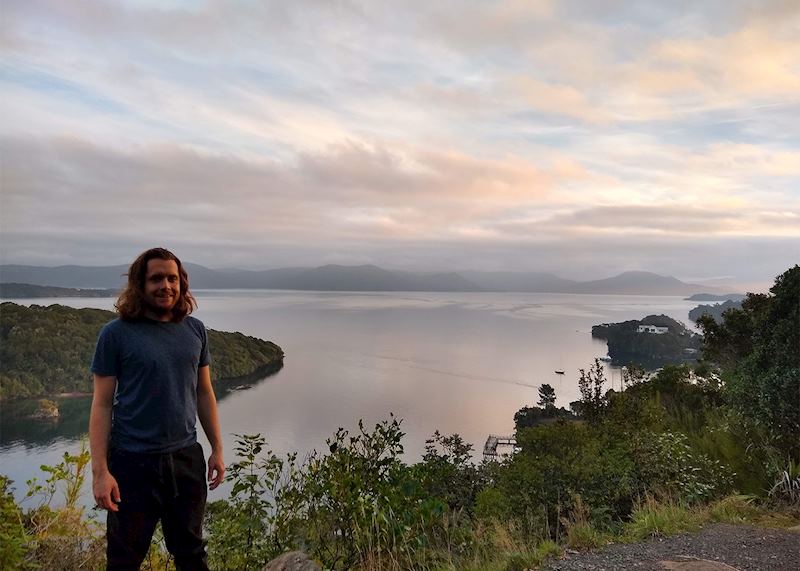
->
[623, 497, 704, 541]
[749, 509, 800, 529]
[706, 494, 760, 524]
[498, 540, 563, 571]
[565, 522, 610, 550]
[426, 521, 562, 571]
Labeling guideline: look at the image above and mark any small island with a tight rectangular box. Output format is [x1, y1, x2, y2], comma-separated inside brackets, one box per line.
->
[592, 314, 701, 369]
[0, 302, 284, 400]
[29, 399, 60, 419]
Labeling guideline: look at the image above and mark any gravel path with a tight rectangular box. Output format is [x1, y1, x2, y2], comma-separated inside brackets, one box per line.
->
[541, 524, 800, 571]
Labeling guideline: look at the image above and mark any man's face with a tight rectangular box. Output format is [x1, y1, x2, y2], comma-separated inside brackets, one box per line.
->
[143, 258, 181, 317]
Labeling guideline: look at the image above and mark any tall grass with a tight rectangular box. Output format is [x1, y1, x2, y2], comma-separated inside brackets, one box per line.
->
[623, 496, 703, 541]
[563, 496, 610, 550]
[706, 495, 759, 523]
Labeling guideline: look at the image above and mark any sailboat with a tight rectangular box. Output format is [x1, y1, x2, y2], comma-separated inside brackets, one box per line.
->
[554, 356, 565, 375]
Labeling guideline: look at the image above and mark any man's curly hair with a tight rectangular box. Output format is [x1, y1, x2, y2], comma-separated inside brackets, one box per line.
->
[115, 247, 196, 322]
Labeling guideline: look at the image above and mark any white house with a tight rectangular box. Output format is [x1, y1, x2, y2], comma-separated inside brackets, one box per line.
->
[637, 324, 668, 334]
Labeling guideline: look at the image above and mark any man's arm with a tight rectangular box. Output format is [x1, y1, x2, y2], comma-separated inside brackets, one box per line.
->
[89, 374, 120, 511]
[197, 365, 225, 489]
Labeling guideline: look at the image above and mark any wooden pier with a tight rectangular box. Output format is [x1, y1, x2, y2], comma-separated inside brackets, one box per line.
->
[483, 434, 517, 461]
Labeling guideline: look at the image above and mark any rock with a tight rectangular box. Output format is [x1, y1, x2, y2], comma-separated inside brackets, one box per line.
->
[659, 558, 740, 570]
[262, 551, 321, 571]
[29, 399, 60, 419]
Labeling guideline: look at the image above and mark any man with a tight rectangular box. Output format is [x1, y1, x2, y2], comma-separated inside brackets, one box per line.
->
[89, 247, 224, 571]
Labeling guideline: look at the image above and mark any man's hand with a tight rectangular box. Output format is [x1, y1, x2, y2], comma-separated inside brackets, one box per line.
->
[207, 451, 225, 490]
[93, 470, 121, 512]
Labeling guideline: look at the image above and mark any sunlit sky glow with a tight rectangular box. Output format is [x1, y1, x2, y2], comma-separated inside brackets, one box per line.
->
[1, 0, 798, 290]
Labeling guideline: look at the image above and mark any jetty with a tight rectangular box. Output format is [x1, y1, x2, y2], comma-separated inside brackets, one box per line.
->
[483, 434, 517, 461]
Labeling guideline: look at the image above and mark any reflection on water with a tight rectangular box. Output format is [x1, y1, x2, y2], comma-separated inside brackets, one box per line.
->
[0, 365, 283, 448]
[1, 397, 93, 446]
[0, 290, 698, 502]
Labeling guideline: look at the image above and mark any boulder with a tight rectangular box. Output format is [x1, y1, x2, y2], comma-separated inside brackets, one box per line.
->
[262, 551, 321, 571]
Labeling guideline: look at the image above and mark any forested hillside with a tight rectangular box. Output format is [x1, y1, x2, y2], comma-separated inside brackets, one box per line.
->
[0, 303, 283, 400]
[0, 283, 118, 298]
[688, 299, 743, 323]
[591, 314, 701, 367]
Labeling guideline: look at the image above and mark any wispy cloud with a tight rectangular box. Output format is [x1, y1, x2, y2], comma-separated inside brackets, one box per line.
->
[1, 0, 798, 288]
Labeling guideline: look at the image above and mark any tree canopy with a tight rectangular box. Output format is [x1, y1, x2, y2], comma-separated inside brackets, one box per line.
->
[0, 302, 283, 400]
[697, 265, 800, 456]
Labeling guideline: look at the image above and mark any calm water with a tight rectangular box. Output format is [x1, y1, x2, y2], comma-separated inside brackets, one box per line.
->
[0, 290, 698, 502]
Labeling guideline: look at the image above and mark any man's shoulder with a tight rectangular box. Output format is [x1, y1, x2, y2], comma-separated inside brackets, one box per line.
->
[181, 315, 208, 337]
[182, 315, 206, 329]
[98, 317, 124, 335]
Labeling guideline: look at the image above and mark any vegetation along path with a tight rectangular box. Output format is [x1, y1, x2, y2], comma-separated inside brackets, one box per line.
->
[542, 523, 800, 571]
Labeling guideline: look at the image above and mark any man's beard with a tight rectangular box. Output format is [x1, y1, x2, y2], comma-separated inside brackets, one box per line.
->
[145, 296, 177, 316]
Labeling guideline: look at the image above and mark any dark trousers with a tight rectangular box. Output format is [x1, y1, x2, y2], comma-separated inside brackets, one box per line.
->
[106, 442, 209, 571]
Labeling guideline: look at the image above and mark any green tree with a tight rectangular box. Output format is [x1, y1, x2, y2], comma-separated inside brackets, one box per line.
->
[578, 359, 608, 424]
[538, 384, 556, 409]
[697, 265, 800, 456]
[416, 431, 481, 513]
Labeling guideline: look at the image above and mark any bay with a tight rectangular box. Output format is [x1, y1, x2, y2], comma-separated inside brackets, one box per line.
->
[0, 290, 698, 503]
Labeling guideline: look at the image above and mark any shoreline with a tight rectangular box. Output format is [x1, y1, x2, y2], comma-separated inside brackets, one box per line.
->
[1, 361, 284, 403]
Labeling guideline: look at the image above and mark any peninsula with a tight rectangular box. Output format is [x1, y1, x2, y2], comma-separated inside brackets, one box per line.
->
[591, 314, 701, 369]
[0, 302, 283, 400]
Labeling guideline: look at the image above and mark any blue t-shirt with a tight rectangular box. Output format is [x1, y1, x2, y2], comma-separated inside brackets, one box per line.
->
[91, 316, 210, 454]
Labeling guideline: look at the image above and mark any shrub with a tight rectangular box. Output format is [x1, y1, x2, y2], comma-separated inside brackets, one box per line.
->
[563, 496, 609, 550]
[475, 487, 511, 522]
[21, 442, 106, 570]
[633, 431, 732, 503]
[768, 458, 800, 506]
[414, 431, 482, 514]
[206, 434, 301, 571]
[624, 497, 703, 541]
[507, 421, 639, 536]
[0, 475, 31, 570]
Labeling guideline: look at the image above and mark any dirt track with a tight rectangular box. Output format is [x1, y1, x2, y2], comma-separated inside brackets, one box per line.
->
[541, 523, 800, 571]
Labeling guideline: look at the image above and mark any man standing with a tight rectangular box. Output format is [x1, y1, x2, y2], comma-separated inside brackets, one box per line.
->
[89, 247, 224, 571]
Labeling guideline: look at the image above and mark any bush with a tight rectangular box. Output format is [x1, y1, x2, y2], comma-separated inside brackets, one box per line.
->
[21, 443, 106, 570]
[624, 497, 703, 541]
[506, 421, 639, 536]
[414, 431, 482, 514]
[769, 459, 800, 506]
[0, 475, 31, 570]
[205, 434, 299, 571]
[633, 431, 732, 503]
[563, 496, 609, 550]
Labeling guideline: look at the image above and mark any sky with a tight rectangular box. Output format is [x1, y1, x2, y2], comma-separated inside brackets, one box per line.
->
[1, 0, 798, 291]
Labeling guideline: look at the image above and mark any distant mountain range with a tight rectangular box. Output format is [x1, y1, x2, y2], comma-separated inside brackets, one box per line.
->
[0, 263, 722, 296]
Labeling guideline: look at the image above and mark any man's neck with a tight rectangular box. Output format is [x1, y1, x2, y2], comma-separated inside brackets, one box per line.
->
[144, 309, 173, 322]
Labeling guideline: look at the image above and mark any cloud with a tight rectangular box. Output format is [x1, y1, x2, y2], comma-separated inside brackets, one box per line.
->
[0, 135, 583, 248]
[505, 205, 800, 237]
[513, 78, 611, 124]
[1, 0, 799, 289]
